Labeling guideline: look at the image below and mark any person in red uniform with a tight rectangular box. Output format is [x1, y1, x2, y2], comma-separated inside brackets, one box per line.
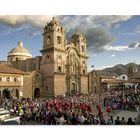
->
[106, 106, 111, 116]
[97, 105, 103, 117]
[87, 104, 92, 113]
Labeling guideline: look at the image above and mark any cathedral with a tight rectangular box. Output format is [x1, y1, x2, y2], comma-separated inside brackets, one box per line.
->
[0, 17, 89, 98]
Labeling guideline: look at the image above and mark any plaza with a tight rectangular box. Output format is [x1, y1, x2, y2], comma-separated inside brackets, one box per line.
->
[0, 16, 140, 125]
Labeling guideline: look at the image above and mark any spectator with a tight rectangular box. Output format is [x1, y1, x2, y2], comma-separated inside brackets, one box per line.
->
[115, 116, 120, 125]
[120, 117, 126, 125]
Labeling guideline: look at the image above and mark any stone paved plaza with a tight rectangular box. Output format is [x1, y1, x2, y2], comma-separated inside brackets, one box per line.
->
[91, 103, 138, 122]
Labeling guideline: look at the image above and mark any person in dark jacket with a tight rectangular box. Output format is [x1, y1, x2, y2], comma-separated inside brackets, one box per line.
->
[115, 116, 120, 125]
[127, 117, 135, 125]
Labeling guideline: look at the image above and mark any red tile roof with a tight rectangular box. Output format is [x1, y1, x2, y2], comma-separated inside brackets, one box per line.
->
[0, 64, 26, 75]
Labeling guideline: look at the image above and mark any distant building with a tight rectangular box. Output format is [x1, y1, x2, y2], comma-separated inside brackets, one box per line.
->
[88, 70, 101, 93]
[0, 64, 26, 99]
[116, 74, 128, 80]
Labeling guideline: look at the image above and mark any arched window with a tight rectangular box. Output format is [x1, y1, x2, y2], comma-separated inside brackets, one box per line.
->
[58, 66, 61, 73]
[14, 78, 17, 82]
[83, 60, 85, 64]
[83, 69, 85, 75]
[46, 36, 51, 45]
[7, 77, 10, 82]
[59, 55, 61, 59]
[81, 45, 84, 52]
[16, 57, 18, 61]
[57, 36, 61, 44]
[34, 64, 36, 69]
[122, 76, 125, 80]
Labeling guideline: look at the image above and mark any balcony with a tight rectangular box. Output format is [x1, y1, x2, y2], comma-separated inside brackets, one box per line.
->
[0, 81, 21, 87]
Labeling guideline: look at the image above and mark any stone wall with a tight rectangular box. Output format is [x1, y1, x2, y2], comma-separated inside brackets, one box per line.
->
[80, 75, 88, 94]
[23, 74, 33, 98]
[54, 74, 66, 96]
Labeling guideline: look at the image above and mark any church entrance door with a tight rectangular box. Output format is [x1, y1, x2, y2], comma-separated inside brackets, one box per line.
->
[15, 89, 19, 98]
[34, 88, 40, 98]
[2, 89, 11, 99]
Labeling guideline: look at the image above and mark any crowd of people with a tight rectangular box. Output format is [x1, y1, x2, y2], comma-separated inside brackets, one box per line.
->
[103, 90, 140, 112]
[0, 90, 140, 125]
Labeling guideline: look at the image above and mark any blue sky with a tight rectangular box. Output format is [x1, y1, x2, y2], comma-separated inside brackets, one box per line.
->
[0, 15, 140, 70]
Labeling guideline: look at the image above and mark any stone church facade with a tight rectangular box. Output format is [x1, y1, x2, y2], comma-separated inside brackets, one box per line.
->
[2, 17, 88, 98]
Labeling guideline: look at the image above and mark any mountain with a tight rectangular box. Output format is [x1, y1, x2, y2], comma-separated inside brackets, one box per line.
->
[97, 63, 140, 76]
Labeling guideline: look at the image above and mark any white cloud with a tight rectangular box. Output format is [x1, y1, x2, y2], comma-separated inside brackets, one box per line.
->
[95, 64, 115, 70]
[0, 15, 132, 31]
[111, 54, 116, 57]
[104, 45, 129, 51]
[0, 15, 136, 52]
[114, 23, 120, 29]
[0, 15, 53, 28]
[59, 15, 132, 32]
[104, 42, 140, 52]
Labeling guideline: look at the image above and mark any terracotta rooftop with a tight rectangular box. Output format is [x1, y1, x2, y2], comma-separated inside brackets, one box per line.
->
[0, 64, 27, 75]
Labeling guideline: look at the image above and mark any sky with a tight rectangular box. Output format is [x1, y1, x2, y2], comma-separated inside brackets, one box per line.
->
[0, 15, 140, 71]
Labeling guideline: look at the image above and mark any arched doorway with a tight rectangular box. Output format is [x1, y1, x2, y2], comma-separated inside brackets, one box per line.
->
[34, 88, 40, 98]
[71, 83, 75, 94]
[15, 89, 19, 98]
[2, 89, 11, 99]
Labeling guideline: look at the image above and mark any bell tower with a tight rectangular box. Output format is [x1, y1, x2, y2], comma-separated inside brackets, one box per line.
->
[70, 30, 89, 94]
[40, 17, 67, 97]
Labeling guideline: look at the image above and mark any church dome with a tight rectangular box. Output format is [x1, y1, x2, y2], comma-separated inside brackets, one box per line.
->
[8, 41, 32, 57]
[7, 41, 32, 62]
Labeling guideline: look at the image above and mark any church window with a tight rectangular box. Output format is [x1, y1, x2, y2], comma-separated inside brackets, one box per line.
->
[81, 45, 84, 51]
[47, 55, 50, 59]
[7, 77, 10, 82]
[57, 36, 61, 44]
[14, 78, 17, 82]
[83, 70, 85, 75]
[34, 64, 36, 69]
[83, 60, 85, 64]
[58, 66, 62, 73]
[38, 63, 40, 70]
[16, 57, 18, 61]
[59, 55, 61, 59]
[46, 36, 51, 45]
